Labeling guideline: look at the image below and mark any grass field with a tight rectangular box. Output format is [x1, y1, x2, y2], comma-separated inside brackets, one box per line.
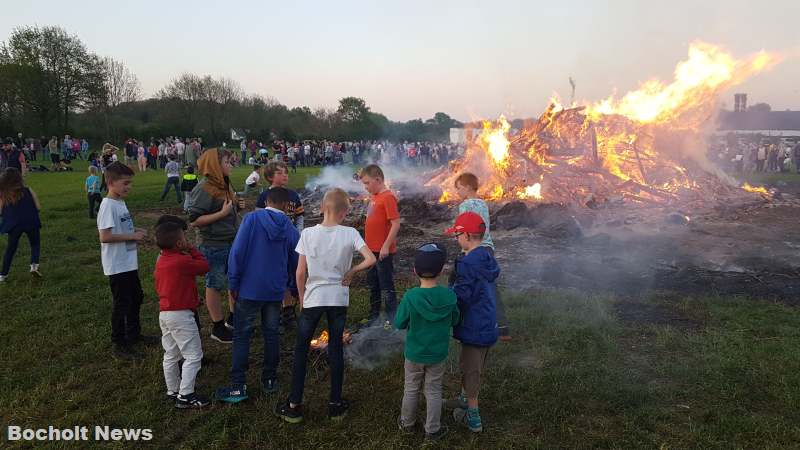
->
[1, 159, 800, 449]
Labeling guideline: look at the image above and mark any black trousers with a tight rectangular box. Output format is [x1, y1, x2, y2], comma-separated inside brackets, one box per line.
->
[1, 228, 40, 276]
[366, 252, 397, 321]
[88, 193, 102, 218]
[108, 270, 143, 345]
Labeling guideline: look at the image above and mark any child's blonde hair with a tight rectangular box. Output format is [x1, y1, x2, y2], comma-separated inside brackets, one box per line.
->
[322, 188, 350, 215]
[89, 166, 98, 174]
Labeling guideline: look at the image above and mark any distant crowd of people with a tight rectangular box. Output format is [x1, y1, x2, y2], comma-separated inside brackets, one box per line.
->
[710, 138, 800, 174]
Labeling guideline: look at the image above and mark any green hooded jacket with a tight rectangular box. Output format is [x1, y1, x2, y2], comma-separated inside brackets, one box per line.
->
[394, 286, 460, 365]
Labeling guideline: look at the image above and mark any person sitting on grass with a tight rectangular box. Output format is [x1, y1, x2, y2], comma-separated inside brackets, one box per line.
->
[97, 162, 158, 360]
[216, 187, 300, 403]
[0, 167, 42, 283]
[160, 155, 182, 203]
[154, 218, 211, 409]
[444, 212, 500, 433]
[244, 164, 261, 195]
[395, 242, 459, 442]
[275, 188, 376, 423]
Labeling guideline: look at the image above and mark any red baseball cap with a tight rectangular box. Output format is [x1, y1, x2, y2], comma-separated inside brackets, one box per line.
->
[445, 211, 486, 234]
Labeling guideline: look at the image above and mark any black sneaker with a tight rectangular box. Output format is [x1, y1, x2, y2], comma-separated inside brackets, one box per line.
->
[175, 392, 211, 409]
[166, 391, 179, 401]
[262, 378, 279, 394]
[225, 313, 235, 331]
[274, 400, 304, 424]
[112, 344, 142, 360]
[425, 424, 449, 441]
[328, 399, 349, 420]
[211, 324, 233, 344]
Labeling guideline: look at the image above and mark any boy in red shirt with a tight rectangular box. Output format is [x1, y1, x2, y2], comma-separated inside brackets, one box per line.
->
[359, 164, 401, 324]
[154, 217, 211, 409]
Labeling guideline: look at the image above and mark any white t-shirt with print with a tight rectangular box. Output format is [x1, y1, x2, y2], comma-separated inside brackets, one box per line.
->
[97, 197, 138, 276]
[245, 171, 260, 186]
[295, 225, 366, 308]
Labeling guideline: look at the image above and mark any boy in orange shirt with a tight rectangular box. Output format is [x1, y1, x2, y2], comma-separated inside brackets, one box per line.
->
[359, 164, 401, 324]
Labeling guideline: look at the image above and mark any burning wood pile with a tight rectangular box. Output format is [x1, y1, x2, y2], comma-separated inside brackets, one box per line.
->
[429, 42, 779, 210]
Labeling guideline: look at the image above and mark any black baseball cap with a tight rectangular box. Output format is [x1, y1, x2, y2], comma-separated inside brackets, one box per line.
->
[414, 243, 447, 278]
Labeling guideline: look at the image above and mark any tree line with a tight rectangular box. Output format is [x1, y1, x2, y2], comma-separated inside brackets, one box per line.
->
[0, 26, 462, 145]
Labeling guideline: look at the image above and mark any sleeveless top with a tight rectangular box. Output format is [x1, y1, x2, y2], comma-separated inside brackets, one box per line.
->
[0, 188, 41, 233]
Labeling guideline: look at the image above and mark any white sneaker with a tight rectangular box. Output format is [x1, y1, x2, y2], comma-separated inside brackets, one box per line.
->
[30, 264, 41, 277]
[0, 274, 7, 282]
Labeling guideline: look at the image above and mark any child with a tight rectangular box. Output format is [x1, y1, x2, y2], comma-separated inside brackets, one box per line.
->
[180, 165, 198, 212]
[256, 161, 305, 329]
[359, 164, 401, 324]
[256, 161, 304, 230]
[160, 155, 182, 203]
[394, 243, 459, 441]
[154, 218, 211, 409]
[275, 188, 376, 423]
[216, 187, 299, 403]
[454, 172, 511, 340]
[186, 148, 241, 344]
[444, 211, 500, 433]
[85, 165, 102, 219]
[244, 165, 261, 195]
[0, 167, 42, 282]
[97, 162, 157, 360]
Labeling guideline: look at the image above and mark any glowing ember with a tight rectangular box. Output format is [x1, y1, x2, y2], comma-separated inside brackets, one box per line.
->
[310, 330, 329, 348]
[429, 42, 779, 206]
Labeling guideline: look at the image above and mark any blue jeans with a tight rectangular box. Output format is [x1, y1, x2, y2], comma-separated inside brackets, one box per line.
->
[230, 299, 281, 386]
[288, 306, 347, 404]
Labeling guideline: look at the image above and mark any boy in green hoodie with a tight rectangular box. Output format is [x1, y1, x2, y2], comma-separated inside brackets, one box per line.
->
[394, 243, 459, 442]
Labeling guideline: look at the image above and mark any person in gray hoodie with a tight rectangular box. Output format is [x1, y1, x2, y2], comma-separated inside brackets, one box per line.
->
[186, 148, 242, 343]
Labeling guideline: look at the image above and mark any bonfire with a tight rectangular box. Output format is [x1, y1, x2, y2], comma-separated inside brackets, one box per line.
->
[430, 42, 779, 208]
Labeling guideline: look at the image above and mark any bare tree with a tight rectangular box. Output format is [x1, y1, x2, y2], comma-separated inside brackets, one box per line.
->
[101, 56, 141, 108]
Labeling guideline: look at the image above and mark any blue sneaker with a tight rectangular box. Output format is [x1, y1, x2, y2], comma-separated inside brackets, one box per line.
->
[216, 384, 248, 403]
[453, 407, 482, 432]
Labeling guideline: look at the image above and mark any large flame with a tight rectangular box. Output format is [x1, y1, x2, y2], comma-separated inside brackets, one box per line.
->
[431, 42, 778, 205]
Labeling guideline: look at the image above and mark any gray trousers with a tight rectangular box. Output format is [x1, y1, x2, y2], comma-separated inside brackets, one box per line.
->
[401, 359, 445, 434]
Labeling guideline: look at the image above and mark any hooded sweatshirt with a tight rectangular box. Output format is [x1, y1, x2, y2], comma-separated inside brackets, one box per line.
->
[227, 207, 300, 302]
[450, 246, 501, 347]
[187, 148, 240, 246]
[394, 286, 459, 365]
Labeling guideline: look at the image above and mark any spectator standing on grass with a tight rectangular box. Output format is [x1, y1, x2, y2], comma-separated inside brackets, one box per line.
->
[47, 136, 57, 164]
[81, 138, 89, 160]
[395, 242, 459, 441]
[186, 148, 242, 344]
[444, 212, 500, 434]
[154, 218, 211, 409]
[1, 137, 27, 174]
[275, 188, 376, 423]
[97, 162, 158, 360]
[137, 141, 147, 172]
[0, 167, 42, 282]
[160, 156, 182, 203]
[793, 142, 800, 173]
[180, 165, 198, 212]
[62, 135, 72, 161]
[85, 165, 102, 219]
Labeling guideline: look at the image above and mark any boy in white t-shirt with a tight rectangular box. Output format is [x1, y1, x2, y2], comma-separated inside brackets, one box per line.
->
[275, 188, 376, 423]
[244, 165, 261, 195]
[97, 162, 157, 360]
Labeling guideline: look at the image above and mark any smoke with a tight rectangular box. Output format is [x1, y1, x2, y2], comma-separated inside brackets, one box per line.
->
[304, 164, 443, 199]
[344, 325, 406, 370]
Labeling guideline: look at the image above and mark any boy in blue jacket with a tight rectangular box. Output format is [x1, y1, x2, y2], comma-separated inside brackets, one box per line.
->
[445, 211, 500, 433]
[216, 187, 300, 403]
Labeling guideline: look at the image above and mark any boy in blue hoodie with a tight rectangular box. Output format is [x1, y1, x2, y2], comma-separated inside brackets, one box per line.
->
[216, 187, 300, 403]
[445, 212, 500, 433]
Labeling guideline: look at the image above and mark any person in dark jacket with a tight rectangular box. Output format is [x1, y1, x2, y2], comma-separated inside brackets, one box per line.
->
[444, 212, 500, 434]
[0, 167, 42, 281]
[216, 187, 300, 403]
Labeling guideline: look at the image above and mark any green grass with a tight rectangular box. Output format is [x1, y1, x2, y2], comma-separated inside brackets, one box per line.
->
[2, 160, 800, 448]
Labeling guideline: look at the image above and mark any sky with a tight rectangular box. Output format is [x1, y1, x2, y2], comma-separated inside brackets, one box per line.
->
[2, 0, 799, 122]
